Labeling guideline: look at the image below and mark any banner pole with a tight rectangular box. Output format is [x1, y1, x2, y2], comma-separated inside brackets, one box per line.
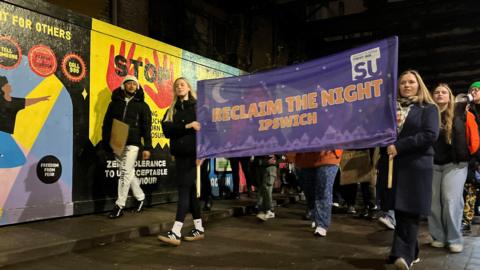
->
[196, 163, 201, 198]
[387, 157, 393, 189]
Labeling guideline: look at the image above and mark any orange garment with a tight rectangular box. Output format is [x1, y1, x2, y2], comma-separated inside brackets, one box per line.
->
[466, 111, 480, 154]
[285, 153, 296, 163]
[294, 150, 343, 169]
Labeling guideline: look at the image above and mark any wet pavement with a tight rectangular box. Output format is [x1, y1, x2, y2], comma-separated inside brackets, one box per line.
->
[1, 196, 479, 270]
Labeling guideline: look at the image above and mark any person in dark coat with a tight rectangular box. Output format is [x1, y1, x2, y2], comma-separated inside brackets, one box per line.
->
[158, 77, 204, 246]
[377, 70, 439, 270]
[102, 75, 152, 219]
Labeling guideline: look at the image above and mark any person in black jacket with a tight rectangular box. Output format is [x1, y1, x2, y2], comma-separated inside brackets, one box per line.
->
[429, 84, 479, 253]
[102, 75, 152, 219]
[158, 77, 204, 246]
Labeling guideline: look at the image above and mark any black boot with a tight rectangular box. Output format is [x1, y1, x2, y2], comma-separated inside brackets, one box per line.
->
[108, 205, 123, 219]
[132, 200, 144, 213]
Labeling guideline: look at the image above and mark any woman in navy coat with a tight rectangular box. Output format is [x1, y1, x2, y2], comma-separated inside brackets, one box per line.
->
[379, 70, 439, 270]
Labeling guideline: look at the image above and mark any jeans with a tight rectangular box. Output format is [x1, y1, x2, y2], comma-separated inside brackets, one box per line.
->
[297, 165, 338, 229]
[428, 162, 467, 245]
[115, 145, 145, 207]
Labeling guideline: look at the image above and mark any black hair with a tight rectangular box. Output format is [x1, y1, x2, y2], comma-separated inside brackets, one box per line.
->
[0, 75, 8, 97]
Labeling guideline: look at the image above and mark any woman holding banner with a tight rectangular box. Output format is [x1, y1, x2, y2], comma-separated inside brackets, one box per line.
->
[429, 83, 478, 253]
[378, 70, 439, 270]
[158, 77, 205, 246]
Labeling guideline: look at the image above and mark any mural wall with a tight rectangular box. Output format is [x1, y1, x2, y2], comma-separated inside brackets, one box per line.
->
[0, 0, 241, 226]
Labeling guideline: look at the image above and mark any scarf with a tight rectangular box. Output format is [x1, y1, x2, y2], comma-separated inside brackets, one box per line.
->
[396, 97, 418, 133]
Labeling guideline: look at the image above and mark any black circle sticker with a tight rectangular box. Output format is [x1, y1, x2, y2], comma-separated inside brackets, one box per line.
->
[36, 155, 62, 184]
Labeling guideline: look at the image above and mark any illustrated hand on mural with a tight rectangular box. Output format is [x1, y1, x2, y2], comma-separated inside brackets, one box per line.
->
[25, 95, 50, 106]
[143, 51, 174, 109]
[106, 41, 142, 91]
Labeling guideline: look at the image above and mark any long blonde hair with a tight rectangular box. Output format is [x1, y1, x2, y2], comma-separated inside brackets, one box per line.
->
[399, 70, 436, 105]
[433, 83, 454, 144]
[163, 77, 197, 122]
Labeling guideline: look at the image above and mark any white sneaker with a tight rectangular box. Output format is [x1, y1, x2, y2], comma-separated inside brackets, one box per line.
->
[378, 216, 395, 230]
[256, 211, 267, 221]
[314, 226, 327, 237]
[449, 244, 463, 253]
[265, 210, 275, 219]
[430, 241, 445, 248]
[311, 221, 316, 228]
[394, 257, 409, 270]
[410, 257, 420, 267]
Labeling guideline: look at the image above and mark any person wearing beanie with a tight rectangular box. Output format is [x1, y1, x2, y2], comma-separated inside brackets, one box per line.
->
[470, 81, 480, 90]
[463, 81, 480, 234]
[102, 75, 152, 219]
[0, 75, 50, 168]
[467, 81, 480, 135]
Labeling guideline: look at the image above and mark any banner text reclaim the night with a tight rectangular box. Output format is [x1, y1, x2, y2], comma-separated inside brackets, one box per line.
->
[196, 37, 398, 158]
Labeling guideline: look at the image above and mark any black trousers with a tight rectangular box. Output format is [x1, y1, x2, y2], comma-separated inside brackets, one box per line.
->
[200, 159, 212, 201]
[390, 210, 420, 265]
[175, 156, 201, 222]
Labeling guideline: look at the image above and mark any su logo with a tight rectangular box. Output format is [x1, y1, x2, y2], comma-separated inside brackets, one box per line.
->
[350, 47, 381, 81]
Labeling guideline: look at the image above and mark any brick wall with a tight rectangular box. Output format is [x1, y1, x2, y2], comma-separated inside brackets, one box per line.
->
[44, 0, 111, 23]
[117, 0, 149, 36]
[44, 0, 149, 35]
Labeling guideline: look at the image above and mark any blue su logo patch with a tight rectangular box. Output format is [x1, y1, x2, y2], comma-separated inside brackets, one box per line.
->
[350, 47, 381, 81]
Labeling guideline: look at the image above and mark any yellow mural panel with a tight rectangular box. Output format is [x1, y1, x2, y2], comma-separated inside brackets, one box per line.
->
[12, 75, 64, 150]
[90, 19, 183, 148]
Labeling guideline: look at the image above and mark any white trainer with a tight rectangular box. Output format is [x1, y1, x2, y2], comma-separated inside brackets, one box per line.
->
[256, 212, 267, 221]
[430, 241, 445, 248]
[378, 216, 395, 230]
[449, 244, 463, 253]
[265, 210, 275, 219]
[314, 226, 327, 237]
[394, 257, 409, 270]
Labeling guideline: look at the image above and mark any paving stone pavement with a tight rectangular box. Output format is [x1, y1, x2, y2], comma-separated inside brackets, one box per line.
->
[0, 194, 479, 269]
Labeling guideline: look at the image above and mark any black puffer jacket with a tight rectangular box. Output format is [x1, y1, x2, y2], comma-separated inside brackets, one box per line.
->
[102, 86, 152, 150]
[434, 103, 471, 164]
[161, 97, 196, 157]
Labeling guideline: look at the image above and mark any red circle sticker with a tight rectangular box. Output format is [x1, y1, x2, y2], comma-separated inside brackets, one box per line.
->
[28, 45, 57, 77]
[0, 36, 22, 70]
[61, 53, 86, 82]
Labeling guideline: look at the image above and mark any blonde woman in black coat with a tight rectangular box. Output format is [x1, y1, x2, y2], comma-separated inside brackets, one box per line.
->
[380, 70, 439, 270]
[158, 77, 204, 246]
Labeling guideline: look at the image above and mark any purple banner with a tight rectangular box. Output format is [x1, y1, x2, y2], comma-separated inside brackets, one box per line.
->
[197, 37, 398, 158]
